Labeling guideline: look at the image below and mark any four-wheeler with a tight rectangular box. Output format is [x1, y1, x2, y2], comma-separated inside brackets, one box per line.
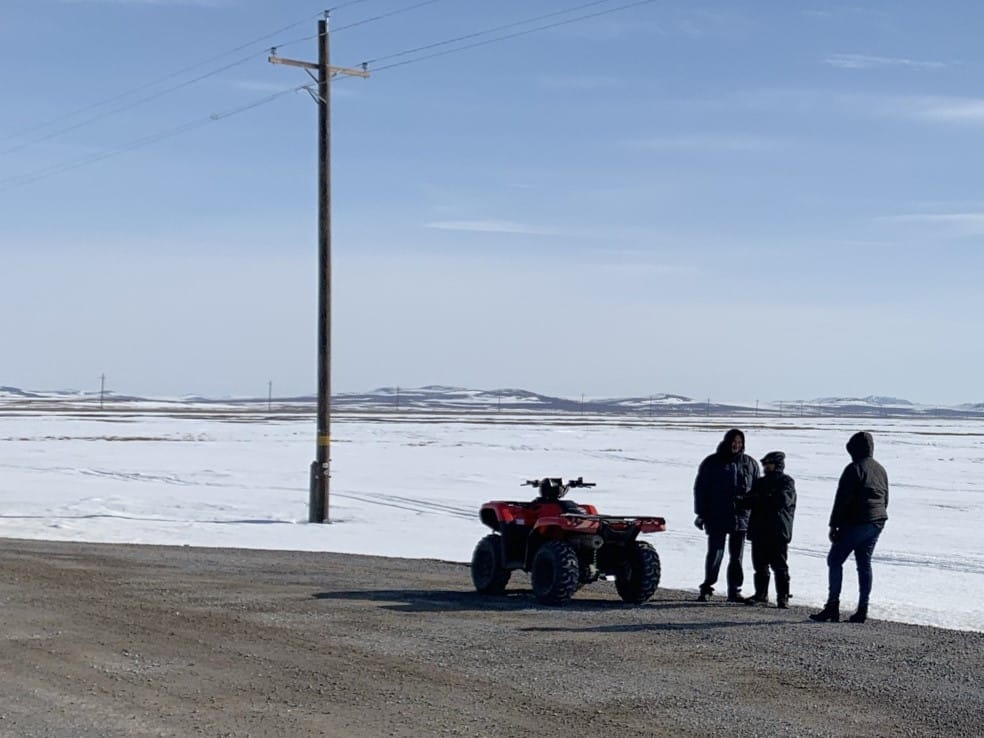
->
[470, 477, 667, 606]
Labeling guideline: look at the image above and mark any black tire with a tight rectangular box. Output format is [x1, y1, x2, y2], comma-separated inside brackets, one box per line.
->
[614, 541, 661, 604]
[471, 534, 511, 594]
[530, 540, 580, 605]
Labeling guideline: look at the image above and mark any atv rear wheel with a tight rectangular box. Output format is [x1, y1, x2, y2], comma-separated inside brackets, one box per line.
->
[530, 540, 580, 605]
[471, 534, 511, 594]
[614, 541, 661, 604]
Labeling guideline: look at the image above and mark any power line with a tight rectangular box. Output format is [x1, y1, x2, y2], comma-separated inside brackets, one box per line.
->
[0, 10, 328, 146]
[370, 0, 659, 72]
[268, 0, 446, 51]
[0, 83, 314, 191]
[0, 53, 261, 159]
[0, 0, 656, 191]
[0, 1, 445, 157]
[363, 0, 619, 66]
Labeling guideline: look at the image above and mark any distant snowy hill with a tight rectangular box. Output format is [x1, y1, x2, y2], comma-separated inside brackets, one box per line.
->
[2, 384, 984, 418]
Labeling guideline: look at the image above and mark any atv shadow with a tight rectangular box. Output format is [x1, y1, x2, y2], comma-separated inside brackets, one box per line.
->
[519, 619, 789, 633]
[312, 589, 751, 616]
[314, 588, 620, 612]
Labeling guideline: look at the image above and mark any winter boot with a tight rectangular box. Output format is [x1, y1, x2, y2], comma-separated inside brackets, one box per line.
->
[696, 585, 713, 603]
[776, 572, 790, 609]
[809, 601, 840, 622]
[849, 606, 868, 623]
[726, 590, 745, 603]
[745, 572, 770, 605]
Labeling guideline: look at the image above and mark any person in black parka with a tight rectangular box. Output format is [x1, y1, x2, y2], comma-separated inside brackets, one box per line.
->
[693, 428, 760, 602]
[743, 451, 796, 608]
[811, 431, 889, 624]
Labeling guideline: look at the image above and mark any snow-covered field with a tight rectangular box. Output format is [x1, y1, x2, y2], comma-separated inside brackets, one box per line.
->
[1, 410, 981, 632]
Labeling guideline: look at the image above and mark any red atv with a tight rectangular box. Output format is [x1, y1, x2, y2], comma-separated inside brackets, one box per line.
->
[470, 477, 666, 606]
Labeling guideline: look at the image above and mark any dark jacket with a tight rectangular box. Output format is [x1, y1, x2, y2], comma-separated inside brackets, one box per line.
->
[693, 429, 760, 533]
[829, 431, 889, 528]
[746, 471, 796, 543]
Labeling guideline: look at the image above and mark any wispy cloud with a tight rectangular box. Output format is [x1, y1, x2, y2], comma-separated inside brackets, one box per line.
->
[424, 220, 563, 236]
[537, 74, 623, 91]
[908, 97, 984, 122]
[825, 53, 948, 70]
[877, 212, 984, 236]
[61, 0, 230, 6]
[629, 133, 783, 152]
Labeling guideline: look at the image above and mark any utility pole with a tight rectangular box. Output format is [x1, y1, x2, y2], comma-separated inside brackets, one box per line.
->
[268, 380, 273, 412]
[100, 374, 105, 410]
[269, 15, 370, 523]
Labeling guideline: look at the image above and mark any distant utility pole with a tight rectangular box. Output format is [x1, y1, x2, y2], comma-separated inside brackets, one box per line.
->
[755, 399, 759, 417]
[268, 380, 273, 412]
[396, 386, 400, 410]
[269, 15, 370, 524]
[100, 374, 106, 409]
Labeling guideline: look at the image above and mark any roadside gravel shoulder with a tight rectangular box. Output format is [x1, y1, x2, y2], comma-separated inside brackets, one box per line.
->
[1, 538, 981, 737]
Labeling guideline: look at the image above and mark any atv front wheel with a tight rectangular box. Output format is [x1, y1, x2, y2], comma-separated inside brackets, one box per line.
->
[530, 540, 580, 605]
[471, 534, 511, 594]
[614, 541, 661, 604]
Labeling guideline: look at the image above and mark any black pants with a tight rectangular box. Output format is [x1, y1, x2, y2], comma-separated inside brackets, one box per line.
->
[750, 538, 789, 599]
[700, 530, 746, 595]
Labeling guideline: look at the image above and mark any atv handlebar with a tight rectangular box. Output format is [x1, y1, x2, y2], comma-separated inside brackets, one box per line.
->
[522, 477, 596, 488]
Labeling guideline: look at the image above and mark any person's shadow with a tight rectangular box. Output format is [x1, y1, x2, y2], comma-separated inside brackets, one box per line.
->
[312, 588, 787, 630]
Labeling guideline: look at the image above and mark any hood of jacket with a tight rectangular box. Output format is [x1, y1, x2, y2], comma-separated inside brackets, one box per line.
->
[846, 431, 874, 460]
[716, 428, 745, 457]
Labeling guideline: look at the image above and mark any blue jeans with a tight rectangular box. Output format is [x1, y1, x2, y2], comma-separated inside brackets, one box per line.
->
[701, 530, 746, 595]
[827, 522, 884, 608]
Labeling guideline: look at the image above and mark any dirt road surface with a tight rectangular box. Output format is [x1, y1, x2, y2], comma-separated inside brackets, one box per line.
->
[0, 538, 981, 737]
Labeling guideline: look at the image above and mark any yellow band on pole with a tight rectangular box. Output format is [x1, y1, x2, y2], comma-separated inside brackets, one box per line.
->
[318, 435, 330, 446]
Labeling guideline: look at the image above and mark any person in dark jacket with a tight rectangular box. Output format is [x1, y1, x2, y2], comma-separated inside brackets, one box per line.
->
[693, 428, 760, 602]
[743, 451, 796, 608]
[810, 431, 889, 624]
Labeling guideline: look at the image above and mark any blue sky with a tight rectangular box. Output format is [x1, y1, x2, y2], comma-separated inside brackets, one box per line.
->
[2, 0, 983, 404]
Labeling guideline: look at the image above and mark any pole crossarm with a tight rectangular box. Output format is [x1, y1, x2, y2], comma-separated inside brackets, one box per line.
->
[268, 55, 371, 78]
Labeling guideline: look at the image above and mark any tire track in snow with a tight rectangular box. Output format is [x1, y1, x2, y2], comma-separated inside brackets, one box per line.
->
[331, 491, 474, 520]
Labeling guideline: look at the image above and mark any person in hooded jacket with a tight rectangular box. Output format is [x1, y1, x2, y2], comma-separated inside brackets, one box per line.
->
[743, 451, 796, 608]
[810, 431, 889, 624]
[693, 428, 760, 602]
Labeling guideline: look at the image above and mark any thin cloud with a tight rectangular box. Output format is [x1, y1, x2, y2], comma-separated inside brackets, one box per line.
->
[424, 220, 562, 236]
[825, 53, 947, 70]
[910, 97, 984, 122]
[630, 133, 782, 152]
[537, 74, 623, 91]
[877, 212, 984, 236]
[61, 0, 230, 6]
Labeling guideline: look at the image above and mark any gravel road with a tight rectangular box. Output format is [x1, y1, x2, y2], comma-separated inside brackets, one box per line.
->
[0, 538, 981, 738]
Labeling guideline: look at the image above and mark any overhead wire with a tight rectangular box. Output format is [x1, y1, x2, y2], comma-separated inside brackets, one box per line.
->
[270, 0, 446, 50]
[368, 0, 659, 72]
[0, 83, 315, 192]
[1, 0, 657, 191]
[361, 0, 618, 67]
[0, 9, 329, 145]
[0, 0, 439, 157]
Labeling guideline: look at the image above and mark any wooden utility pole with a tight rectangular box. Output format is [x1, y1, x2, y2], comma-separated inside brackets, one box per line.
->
[100, 374, 106, 409]
[269, 15, 369, 523]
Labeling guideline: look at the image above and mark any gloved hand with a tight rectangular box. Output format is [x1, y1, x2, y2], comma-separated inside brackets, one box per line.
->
[694, 516, 704, 530]
[828, 526, 840, 543]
